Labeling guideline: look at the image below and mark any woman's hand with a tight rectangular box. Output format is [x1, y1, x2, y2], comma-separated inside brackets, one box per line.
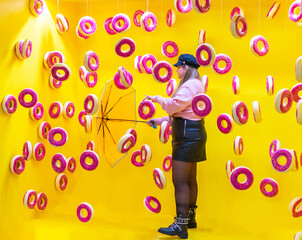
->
[146, 118, 162, 126]
[145, 95, 158, 103]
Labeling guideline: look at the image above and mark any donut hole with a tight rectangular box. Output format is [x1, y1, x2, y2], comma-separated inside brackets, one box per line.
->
[146, 60, 155, 69]
[294, 6, 301, 15]
[196, 101, 206, 111]
[87, 74, 96, 84]
[56, 69, 65, 77]
[142, 106, 151, 115]
[147, 18, 154, 26]
[221, 120, 229, 129]
[16, 160, 23, 170]
[180, 0, 189, 7]
[85, 157, 94, 165]
[86, 100, 93, 110]
[43, 127, 50, 135]
[69, 161, 75, 169]
[35, 107, 41, 115]
[80, 208, 89, 218]
[277, 156, 288, 166]
[54, 133, 63, 142]
[282, 97, 289, 107]
[264, 184, 273, 193]
[237, 173, 247, 184]
[24, 94, 33, 103]
[60, 177, 66, 186]
[237, 21, 244, 31]
[121, 44, 130, 53]
[295, 201, 302, 212]
[158, 68, 168, 78]
[84, 22, 92, 30]
[117, 20, 123, 28]
[239, 107, 246, 117]
[256, 41, 265, 51]
[166, 45, 175, 54]
[38, 197, 45, 206]
[124, 139, 133, 149]
[217, 60, 227, 69]
[29, 194, 36, 205]
[8, 100, 15, 108]
[89, 57, 97, 66]
[149, 200, 158, 209]
[53, 56, 59, 64]
[38, 147, 43, 155]
[201, 51, 209, 61]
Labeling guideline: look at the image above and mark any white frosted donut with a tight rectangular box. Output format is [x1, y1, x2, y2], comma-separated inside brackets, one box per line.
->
[153, 168, 167, 189]
[49, 101, 63, 119]
[289, 197, 302, 218]
[52, 153, 67, 173]
[131, 150, 144, 167]
[117, 133, 135, 153]
[51, 63, 71, 82]
[80, 150, 99, 171]
[250, 35, 269, 56]
[217, 113, 234, 134]
[112, 13, 131, 33]
[266, 75, 274, 95]
[274, 88, 293, 113]
[161, 41, 179, 58]
[84, 115, 93, 134]
[269, 139, 281, 158]
[23, 141, 33, 161]
[192, 0, 211, 13]
[140, 54, 157, 74]
[15, 40, 24, 60]
[174, 0, 193, 13]
[191, 94, 213, 117]
[140, 12, 157, 32]
[118, 66, 133, 88]
[226, 160, 235, 179]
[230, 14, 248, 39]
[84, 94, 99, 115]
[289, 1, 302, 22]
[152, 61, 173, 83]
[78, 110, 87, 126]
[10, 155, 25, 175]
[21, 39, 32, 59]
[232, 75, 240, 95]
[201, 75, 208, 93]
[230, 7, 244, 19]
[35, 192, 47, 211]
[260, 178, 279, 197]
[2, 95, 18, 114]
[140, 144, 152, 164]
[55, 173, 68, 191]
[49, 75, 62, 89]
[267, 1, 281, 19]
[252, 101, 262, 123]
[44, 51, 65, 70]
[232, 101, 249, 125]
[126, 128, 137, 148]
[196, 43, 216, 67]
[30, 102, 44, 120]
[115, 37, 136, 58]
[291, 83, 302, 102]
[38, 121, 51, 140]
[18, 88, 38, 108]
[144, 196, 161, 214]
[133, 10, 144, 27]
[48, 127, 68, 147]
[84, 51, 99, 72]
[56, 14, 69, 33]
[138, 100, 156, 120]
[166, 9, 176, 27]
[78, 16, 97, 36]
[29, 0, 44, 16]
[86, 141, 95, 151]
[163, 155, 172, 172]
[198, 29, 206, 45]
[33, 142, 46, 161]
[83, 71, 98, 88]
[271, 148, 293, 173]
[166, 78, 177, 96]
[296, 99, 302, 125]
[296, 56, 302, 82]
[230, 166, 254, 190]
[233, 136, 243, 155]
[23, 190, 37, 209]
[212, 54, 232, 74]
[159, 121, 170, 144]
[77, 202, 94, 222]
[63, 101, 75, 118]
[134, 56, 143, 73]
[66, 157, 76, 173]
[104, 17, 117, 35]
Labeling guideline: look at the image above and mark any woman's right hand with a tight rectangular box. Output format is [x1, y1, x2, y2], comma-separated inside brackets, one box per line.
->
[146, 118, 162, 127]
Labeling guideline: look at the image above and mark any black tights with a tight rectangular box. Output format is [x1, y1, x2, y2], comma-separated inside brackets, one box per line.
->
[172, 160, 197, 215]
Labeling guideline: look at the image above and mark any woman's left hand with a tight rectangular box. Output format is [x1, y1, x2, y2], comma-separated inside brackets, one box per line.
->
[145, 95, 158, 103]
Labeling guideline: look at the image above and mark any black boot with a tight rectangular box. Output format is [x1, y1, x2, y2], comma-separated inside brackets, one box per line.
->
[158, 213, 189, 239]
[188, 205, 197, 228]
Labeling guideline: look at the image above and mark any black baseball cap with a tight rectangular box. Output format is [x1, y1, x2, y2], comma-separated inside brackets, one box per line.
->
[173, 54, 200, 69]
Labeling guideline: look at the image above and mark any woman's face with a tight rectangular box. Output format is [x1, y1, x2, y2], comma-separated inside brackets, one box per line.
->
[176, 65, 186, 80]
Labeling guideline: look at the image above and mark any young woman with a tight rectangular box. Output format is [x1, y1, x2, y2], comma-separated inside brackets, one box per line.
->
[146, 54, 207, 239]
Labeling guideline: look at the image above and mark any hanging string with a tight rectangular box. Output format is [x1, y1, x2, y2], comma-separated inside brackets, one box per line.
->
[57, 0, 59, 13]
[147, 0, 149, 12]
[220, 0, 223, 35]
[87, 0, 88, 16]
[117, 0, 119, 12]
[258, 0, 261, 34]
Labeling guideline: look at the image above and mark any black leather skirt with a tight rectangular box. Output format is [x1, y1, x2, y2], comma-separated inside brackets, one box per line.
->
[172, 117, 207, 162]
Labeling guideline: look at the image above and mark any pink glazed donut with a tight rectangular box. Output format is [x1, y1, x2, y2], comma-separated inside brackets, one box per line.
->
[144, 196, 161, 213]
[230, 166, 254, 190]
[63, 101, 75, 118]
[78, 110, 87, 126]
[226, 160, 235, 179]
[269, 139, 281, 158]
[260, 178, 279, 197]
[79, 66, 88, 81]
[76, 25, 90, 39]
[201, 75, 208, 93]
[174, 0, 193, 13]
[233, 136, 243, 155]
[84, 71, 98, 88]
[23, 141, 33, 161]
[166, 79, 177, 96]
[77, 202, 94, 222]
[48, 127, 68, 147]
[297, 100, 302, 125]
[271, 148, 293, 173]
[52, 153, 67, 173]
[217, 113, 234, 134]
[104, 17, 117, 35]
[56, 14, 69, 33]
[115, 37, 136, 58]
[230, 14, 248, 39]
[252, 101, 262, 123]
[35, 192, 47, 211]
[84, 115, 93, 134]
[33, 142, 46, 161]
[86, 141, 95, 151]
[266, 75, 274, 95]
[161, 41, 179, 58]
[112, 13, 131, 33]
[166, 9, 176, 27]
[191, 94, 213, 117]
[38, 121, 51, 140]
[15, 40, 24, 60]
[21, 39, 32, 59]
[118, 66, 133, 88]
[133, 10, 144, 27]
[291, 83, 302, 102]
[84, 94, 99, 115]
[141, 144, 152, 164]
[29, 0, 44, 16]
[140, 12, 157, 32]
[78, 16, 97, 36]
[131, 150, 144, 167]
[267, 2, 281, 20]
[232, 76, 240, 95]
[18, 88, 38, 108]
[163, 155, 172, 172]
[2, 95, 18, 114]
[126, 128, 137, 148]
[212, 54, 232, 74]
[30, 102, 44, 120]
[289, 1, 302, 22]
[159, 121, 170, 144]
[134, 56, 143, 73]
[198, 29, 206, 45]
[230, 7, 244, 19]
[117, 134, 135, 153]
[55, 173, 68, 190]
[23, 190, 37, 209]
[49, 75, 62, 89]
[192, 0, 211, 13]
[44, 51, 65, 70]
[140, 54, 157, 74]
[84, 51, 99, 72]
[80, 150, 100, 171]
[67, 157, 76, 173]
[274, 88, 293, 113]
[153, 168, 167, 189]
[232, 101, 248, 125]
[250, 35, 269, 56]
[289, 197, 302, 218]
[152, 61, 173, 83]
[138, 100, 156, 120]
[196, 43, 216, 67]
[10, 155, 25, 175]
[51, 63, 71, 81]
[49, 101, 63, 118]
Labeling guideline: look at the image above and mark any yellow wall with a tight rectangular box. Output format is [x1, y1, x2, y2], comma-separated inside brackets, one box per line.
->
[1, 0, 302, 239]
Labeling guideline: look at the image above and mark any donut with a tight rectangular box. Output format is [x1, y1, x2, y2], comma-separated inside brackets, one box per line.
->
[174, 0, 193, 13]
[133, 10, 144, 27]
[260, 178, 279, 197]
[15, 40, 24, 60]
[21, 39, 32, 59]
[269, 139, 281, 158]
[192, 0, 211, 13]
[291, 149, 299, 172]
[44, 51, 65, 70]
[30, 102, 44, 120]
[10, 155, 25, 175]
[78, 110, 87, 127]
[140, 54, 157, 74]
[2, 95, 18, 114]
[126, 128, 137, 148]
[67, 157, 76, 173]
[297, 99, 302, 125]
[296, 56, 302, 82]
[38, 121, 51, 140]
[76, 25, 90, 39]
[289, 197, 302, 217]
[35, 192, 47, 211]
[274, 88, 293, 113]
[267, 1, 281, 19]
[140, 12, 157, 32]
[80, 150, 100, 171]
[84, 51, 99, 72]
[252, 101, 262, 123]
[294, 232, 302, 240]
[23, 190, 37, 209]
[115, 37, 136, 58]
[212, 54, 232, 74]
[118, 66, 133, 88]
[104, 17, 117, 35]
[266, 75, 274, 95]
[226, 160, 235, 179]
[77, 202, 94, 222]
[29, 0, 44, 16]
[230, 14, 248, 39]
[49, 75, 62, 89]
[83, 71, 98, 88]
[84, 115, 93, 134]
[140, 144, 152, 164]
[51, 63, 71, 81]
[217, 113, 234, 134]
[117, 134, 135, 153]
[152, 61, 173, 83]
[18, 88, 38, 108]
[159, 121, 170, 144]
[233, 136, 243, 155]
[166, 9, 176, 27]
[79, 66, 88, 81]
[166, 79, 177, 96]
[134, 56, 143, 73]
[198, 29, 206, 45]
[63, 101, 75, 118]
[78, 16, 97, 36]
[49, 101, 63, 119]
[144, 196, 161, 214]
[232, 101, 249, 125]
[55, 173, 68, 190]
[191, 94, 213, 117]
[196, 43, 216, 67]
[161, 41, 179, 58]
[112, 13, 131, 33]
[84, 94, 99, 115]
[87, 141, 95, 151]
[230, 166, 254, 190]
[153, 168, 167, 189]
[291, 83, 302, 102]
[138, 100, 156, 120]
[48, 127, 68, 147]
[52, 153, 67, 173]
[56, 14, 69, 33]
[230, 7, 244, 19]
[232, 76, 240, 95]
[23, 141, 33, 161]
[289, 1, 302, 22]
[131, 150, 144, 167]
[201, 75, 208, 93]
[33, 142, 46, 161]
[271, 148, 293, 173]
[250, 35, 269, 57]
[163, 155, 172, 172]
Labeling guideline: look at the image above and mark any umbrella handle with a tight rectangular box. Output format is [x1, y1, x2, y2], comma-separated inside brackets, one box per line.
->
[150, 121, 157, 129]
